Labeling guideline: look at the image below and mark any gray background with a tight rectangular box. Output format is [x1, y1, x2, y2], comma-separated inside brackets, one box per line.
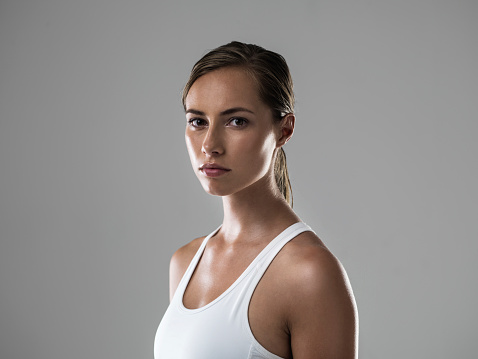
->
[1, 0, 477, 358]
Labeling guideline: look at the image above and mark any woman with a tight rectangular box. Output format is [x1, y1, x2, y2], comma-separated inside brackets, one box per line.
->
[154, 41, 358, 359]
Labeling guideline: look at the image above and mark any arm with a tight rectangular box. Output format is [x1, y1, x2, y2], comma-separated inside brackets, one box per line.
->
[287, 248, 358, 359]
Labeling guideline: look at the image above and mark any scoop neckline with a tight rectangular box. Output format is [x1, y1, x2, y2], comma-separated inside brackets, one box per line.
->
[177, 221, 307, 314]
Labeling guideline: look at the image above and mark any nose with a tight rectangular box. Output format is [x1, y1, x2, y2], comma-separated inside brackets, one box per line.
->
[202, 125, 224, 156]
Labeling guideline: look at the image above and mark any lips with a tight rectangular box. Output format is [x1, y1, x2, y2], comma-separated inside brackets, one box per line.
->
[199, 163, 231, 177]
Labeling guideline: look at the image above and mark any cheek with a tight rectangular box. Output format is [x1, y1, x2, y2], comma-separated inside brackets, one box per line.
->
[185, 133, 200, 163]
[234, 132, 275, 168]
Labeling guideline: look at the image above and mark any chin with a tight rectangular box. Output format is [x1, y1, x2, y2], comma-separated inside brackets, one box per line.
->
[200, 177, 265, 198]
[197, 176, 239, 197]
[201, 184, 232, 197]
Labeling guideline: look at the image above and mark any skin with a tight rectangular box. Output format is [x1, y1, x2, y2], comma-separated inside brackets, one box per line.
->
[170, 66, 358, 359]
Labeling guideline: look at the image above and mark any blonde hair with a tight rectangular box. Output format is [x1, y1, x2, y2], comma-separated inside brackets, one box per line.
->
[182, 41, 294, 206]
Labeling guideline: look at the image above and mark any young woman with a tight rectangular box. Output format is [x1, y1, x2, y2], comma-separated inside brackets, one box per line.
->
[154, 41, 358, 359]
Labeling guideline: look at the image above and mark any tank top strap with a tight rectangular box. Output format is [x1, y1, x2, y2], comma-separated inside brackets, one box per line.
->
[249, 222, 313, 285]
[236, 222, 314, 352]
[173, 225, 221, 302]
[233, 222, 313, 309]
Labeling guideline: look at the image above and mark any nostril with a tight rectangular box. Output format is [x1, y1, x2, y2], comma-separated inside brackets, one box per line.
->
[201, 136, 223, 155]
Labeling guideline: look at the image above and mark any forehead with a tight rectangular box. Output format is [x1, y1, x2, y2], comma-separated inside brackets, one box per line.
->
[185, 67, 266, 113]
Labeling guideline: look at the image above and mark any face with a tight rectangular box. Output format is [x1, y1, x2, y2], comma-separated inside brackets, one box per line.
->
[184, 67, 280, 197]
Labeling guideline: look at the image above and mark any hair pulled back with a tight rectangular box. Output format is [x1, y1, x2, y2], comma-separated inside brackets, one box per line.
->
[182, 41, 294, 206]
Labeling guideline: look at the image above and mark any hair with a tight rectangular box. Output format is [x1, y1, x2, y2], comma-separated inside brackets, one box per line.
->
[182, 41, 294, 206]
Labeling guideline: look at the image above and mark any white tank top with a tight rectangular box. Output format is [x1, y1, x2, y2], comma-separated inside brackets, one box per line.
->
[154, 222, 313, 359]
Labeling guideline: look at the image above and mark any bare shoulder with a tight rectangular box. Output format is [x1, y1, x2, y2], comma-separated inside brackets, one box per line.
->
[274, 231, 359, 358]
[279, 231, 354, 294]
[169, 236, 205, 301]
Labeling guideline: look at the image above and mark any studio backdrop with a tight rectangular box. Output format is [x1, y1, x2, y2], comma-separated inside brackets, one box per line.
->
[0, 1, 477, 358]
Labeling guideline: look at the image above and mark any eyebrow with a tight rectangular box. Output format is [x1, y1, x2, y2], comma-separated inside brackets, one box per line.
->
[185, 107, 255, 116]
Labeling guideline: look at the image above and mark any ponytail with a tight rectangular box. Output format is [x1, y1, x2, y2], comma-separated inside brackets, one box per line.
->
[274, 147, 293, 207]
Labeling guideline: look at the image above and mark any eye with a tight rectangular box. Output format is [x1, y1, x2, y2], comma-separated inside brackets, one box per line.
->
[187, 118, 208, 128]
[227, 117, 248, 127]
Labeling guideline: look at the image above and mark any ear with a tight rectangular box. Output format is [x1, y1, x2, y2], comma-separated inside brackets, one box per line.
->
[276, 113, 295, 148]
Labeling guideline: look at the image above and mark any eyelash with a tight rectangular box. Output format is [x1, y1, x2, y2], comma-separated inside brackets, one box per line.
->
[187, 118, 207, 127]
[228, 117, 248, 127]
[187, 117, 249, 128]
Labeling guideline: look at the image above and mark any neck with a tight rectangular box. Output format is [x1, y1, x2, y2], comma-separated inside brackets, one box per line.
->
[220, 174, 299, 244]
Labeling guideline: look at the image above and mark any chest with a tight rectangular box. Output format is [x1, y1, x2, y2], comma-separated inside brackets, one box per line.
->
[183, 241, 264, 308]
[181, 242, 293, 359]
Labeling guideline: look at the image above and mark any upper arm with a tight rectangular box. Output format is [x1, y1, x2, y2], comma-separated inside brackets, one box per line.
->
[169, 237, 204, 301]
[287, 248, 358, 359]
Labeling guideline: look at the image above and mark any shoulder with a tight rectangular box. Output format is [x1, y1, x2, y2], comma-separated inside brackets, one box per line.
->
[169, 235, 206, 301]
[170, 235, 205, 270]
[280, 231, 353, 294]
[273, 231, 358, 357]
[271, 232, 354, 300]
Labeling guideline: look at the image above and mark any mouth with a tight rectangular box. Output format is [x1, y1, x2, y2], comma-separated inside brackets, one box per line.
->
[199, 163, 231, 177]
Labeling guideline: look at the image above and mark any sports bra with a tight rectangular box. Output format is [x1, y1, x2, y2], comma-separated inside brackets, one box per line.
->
[154, 222, 313, 359]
